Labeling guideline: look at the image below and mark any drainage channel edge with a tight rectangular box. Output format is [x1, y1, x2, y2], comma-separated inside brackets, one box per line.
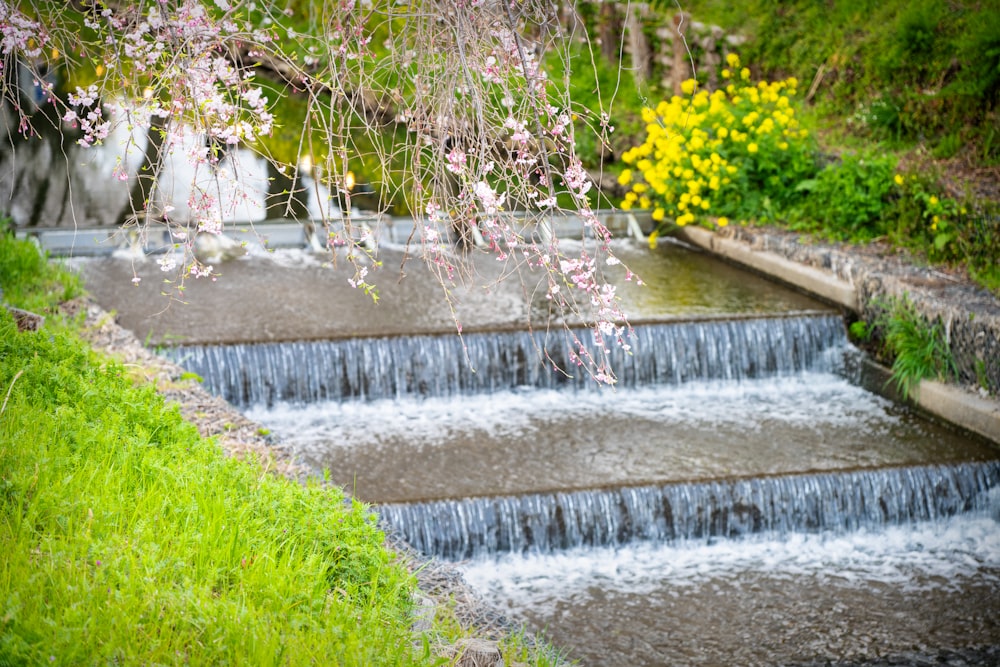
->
[674, 225, 1000, 446]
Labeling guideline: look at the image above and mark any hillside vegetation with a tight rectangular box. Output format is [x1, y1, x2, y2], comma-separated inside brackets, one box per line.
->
[595, 0, 1000, 293]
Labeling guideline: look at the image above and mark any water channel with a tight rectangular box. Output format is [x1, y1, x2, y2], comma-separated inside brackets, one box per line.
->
[72, 236, 1000, 666]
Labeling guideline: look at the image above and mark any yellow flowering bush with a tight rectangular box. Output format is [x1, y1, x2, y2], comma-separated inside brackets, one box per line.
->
[618, 55, 817, 229]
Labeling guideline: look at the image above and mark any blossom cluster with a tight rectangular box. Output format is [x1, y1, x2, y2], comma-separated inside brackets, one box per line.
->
[79, 1, 275, 145]
[0, 2, 47, 58]
[391, 4, 633, 382]
[4, 0, 635, 384]
[63, 85, 110, 146]
[618, 54, 811, 232]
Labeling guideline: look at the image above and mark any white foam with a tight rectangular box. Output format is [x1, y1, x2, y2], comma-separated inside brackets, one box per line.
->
[459, 513, 1000, 612]
[246, 373, 900, 449]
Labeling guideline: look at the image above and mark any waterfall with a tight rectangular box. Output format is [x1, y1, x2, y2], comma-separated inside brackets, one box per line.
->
[377, 461, 1000, 561]
[167, 313, 847, 407]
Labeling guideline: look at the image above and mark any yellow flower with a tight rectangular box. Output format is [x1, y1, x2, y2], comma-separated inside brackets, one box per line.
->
[717, 217, 729, 227]
[617, 169, 632, 186]
[652, 208, 665, 221]
[620, 200, 632, 211]
[740, 67, 751, 81]
[747, 142, 759, 153]
[721, 68, 731, 79]
[929, 195, 939, 207]
[648, 228, 659, 250]
[681, 79, 698, 95]
[726, 53, 741, 69]
[893, 174, 904, 186]
[717, 127, 729, 139]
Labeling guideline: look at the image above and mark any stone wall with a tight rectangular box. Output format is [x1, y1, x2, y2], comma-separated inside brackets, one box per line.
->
[708, 225, 1000, 395]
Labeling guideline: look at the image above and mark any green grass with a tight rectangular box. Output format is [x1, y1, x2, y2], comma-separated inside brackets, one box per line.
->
[871, 295, 957, 400]
[0, 321, 427, 665]
[0, 229, 82, 317]
[0, 233, 442, 665]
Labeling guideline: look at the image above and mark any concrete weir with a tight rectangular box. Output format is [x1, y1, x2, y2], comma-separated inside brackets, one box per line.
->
[47, 216, 1000, 666]
[674, 225, 1000, 446]
[24, 214, 1000, 445]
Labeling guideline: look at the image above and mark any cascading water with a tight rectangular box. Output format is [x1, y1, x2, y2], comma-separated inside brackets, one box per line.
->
[140, 244, 999, 666]
[168, 313, 847, 407]
[379, 461, 1000, 560]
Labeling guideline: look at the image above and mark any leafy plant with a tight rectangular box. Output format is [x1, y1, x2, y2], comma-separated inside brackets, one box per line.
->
[618, 55, 817, 230]
[871, 295, 956, 399]
[848, 319, 870, 342]
[790, 150, 897, 240]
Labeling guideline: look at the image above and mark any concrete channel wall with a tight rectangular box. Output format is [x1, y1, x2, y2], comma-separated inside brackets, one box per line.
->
[674, 225, 1000, 446]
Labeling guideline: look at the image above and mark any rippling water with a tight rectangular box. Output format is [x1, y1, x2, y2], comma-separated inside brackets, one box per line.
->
[461, 512, 1000, 666]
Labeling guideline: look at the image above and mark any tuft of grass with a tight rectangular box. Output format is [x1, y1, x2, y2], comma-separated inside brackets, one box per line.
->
[872, 295, 957, 399]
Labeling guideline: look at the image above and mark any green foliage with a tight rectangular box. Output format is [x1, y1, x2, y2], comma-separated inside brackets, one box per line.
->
[0, 224, 82, 315]
[848, 319, 870, 342]
[949, 11, 1000, 104]
[871, 295, 956, 399]
[790, 151, 897, 240]
[561, 43, 647, 173]
[612, 46, 999, 294]
[0, 309, 428, 664]
[0, 234, 427, 665]
[884, 171, 1000, 289]
[618, 57, 816, 229]
[682, 0, 1000, 162]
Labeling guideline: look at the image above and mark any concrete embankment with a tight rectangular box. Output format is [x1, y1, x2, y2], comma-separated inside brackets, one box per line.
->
[674, 225, 1000, 446]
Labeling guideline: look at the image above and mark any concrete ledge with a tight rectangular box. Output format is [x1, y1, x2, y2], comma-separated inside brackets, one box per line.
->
[672, 225, 1000, 447]
[675, 226, 859, 312]
[860, 360, 1000, 445]
[915, 380, 1000, 445]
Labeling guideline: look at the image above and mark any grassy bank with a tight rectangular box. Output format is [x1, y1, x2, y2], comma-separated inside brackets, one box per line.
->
[0, 235, 421, 663]
[0, 234, 517, 665]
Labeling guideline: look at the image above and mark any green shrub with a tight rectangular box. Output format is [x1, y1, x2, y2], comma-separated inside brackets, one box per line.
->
[790, 151, 897, 240]
[618, 55, 817, 231]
